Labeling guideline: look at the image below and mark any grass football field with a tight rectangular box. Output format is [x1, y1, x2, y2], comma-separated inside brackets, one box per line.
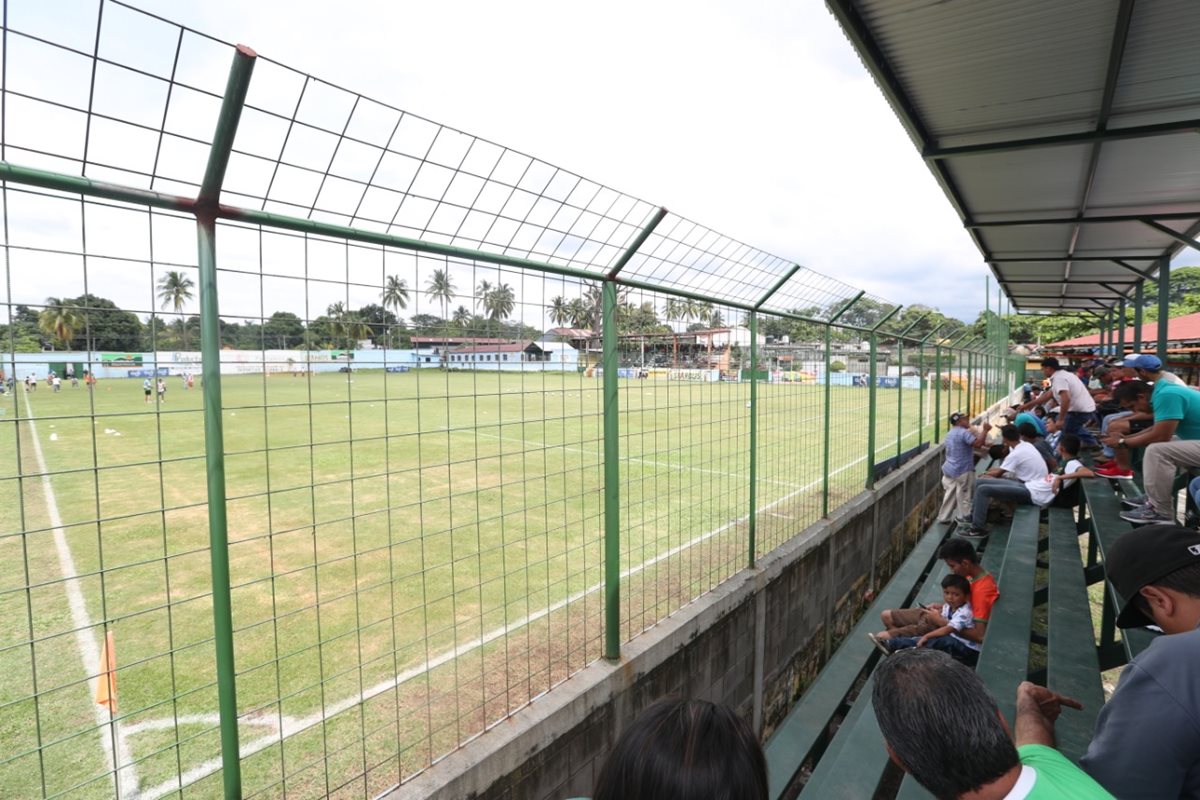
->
[0, 368, 951, 799]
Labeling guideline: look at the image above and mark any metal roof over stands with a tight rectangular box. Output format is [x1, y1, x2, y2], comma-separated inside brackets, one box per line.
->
[826, 0, 1200, 315]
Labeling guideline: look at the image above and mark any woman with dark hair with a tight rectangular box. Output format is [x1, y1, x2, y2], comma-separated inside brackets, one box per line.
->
[592, 697, 767, 800]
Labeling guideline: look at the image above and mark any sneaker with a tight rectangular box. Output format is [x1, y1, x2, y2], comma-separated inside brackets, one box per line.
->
[960, 526, 989, 540]
[953, 516, 973, 527]
[1094, 459, 1116, 470]
[1120, 496, 1150, 510]
[1119, 504, 1174, 525]
[1184, 510, 1199, 530]
[866, 632, 891, 657]
[1096, 465, 1135, 479]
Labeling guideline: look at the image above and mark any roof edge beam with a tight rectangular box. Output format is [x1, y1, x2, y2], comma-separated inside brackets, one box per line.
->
[924, 118, 1200, 159]
[969, 212, 1199, 228]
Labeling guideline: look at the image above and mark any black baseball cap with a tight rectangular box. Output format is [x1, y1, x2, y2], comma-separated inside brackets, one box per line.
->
[1109, 524, 1200, 628]
[949, 412, 967, 425]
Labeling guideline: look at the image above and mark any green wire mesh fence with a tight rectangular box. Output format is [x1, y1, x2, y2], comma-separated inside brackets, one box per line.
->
[0, 2, 1021, 798]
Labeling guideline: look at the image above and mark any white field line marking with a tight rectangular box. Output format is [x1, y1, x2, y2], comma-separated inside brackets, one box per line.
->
[24, 395, 140, 798]
[141, 442, 874, 799]
[456, 427, 802, 490]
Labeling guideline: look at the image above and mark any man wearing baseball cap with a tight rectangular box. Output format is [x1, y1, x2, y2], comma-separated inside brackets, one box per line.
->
[1124, 352, 1185, 386]
[936, 412, 990, 525]
[1076, 524, 1200, 797]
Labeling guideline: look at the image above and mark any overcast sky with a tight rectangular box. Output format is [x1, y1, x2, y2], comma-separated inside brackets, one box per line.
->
[103, 0, 998, 321]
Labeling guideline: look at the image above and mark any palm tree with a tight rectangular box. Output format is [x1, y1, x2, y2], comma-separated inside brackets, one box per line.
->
[381, 275, 409, 350]
[487, 283, 515, 322]
[567, 298, 591, 329]
[452, 305, 472, 329]
[38, 299, 82, 350]
[381, 275, 409, 314]
[157, 270, 195, 349]
[425, 268, 456, 360]
[341, 312, 372, 349]
[475, 280, 493, 314]
[549, 296, 571, 327]
[426, 269, 456, 321]
[326, 301, 347, 340]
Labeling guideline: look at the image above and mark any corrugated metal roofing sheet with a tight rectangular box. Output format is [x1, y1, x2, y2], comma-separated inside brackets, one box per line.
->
[829, 0, 1200, 314]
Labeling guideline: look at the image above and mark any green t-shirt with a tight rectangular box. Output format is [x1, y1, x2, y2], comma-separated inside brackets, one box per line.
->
[1018, 744, 1114, 798]
[1151, 381, 1200, 440]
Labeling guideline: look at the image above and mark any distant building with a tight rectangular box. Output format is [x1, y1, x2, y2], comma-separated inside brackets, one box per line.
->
[447, 341, 579, 372]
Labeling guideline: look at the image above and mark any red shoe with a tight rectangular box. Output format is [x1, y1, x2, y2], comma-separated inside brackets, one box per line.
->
[1095, 465, 1134, 479]
[1094, 459, 1115, 470]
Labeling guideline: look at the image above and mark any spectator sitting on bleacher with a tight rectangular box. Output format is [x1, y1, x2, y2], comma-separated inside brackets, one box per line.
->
[1019, 421, 1058, 472]
[1127, 352, 1185, 386]
[875, 574, 980, 665]
[591, 697, 767, 800]
[1048, 434, 1095, 509]
[1060, 525, 1200, 798]
[1003, 405, 1048, 437]
[872, 649, 1114, 799]
[936, 412, 990, 525]
[1103, 381, 1200, 524]
[962, 425, 1053, 539]
[986, 443, 1008, 469]
[870, 539, 997, 658]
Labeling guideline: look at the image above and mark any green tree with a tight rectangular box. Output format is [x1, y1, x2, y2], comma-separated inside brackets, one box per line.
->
[38, 299, 82, 350]
[452, 305, 473, 329]
[262, 311, 305, 349]
[61, 294, 143, 352]
[381, 274, 409, 314]
[156, 270, 195, 350]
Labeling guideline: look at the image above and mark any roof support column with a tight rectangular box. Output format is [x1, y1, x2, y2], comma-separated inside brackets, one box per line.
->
[1157, 258, 1171, 363]
[1117, 299, 1126, 357]
[1133, 281, 1144, 352]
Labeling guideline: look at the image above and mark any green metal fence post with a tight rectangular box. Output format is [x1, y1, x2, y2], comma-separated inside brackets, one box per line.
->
[917, 322, 945, 449]
[195, 44, 257, 800]
[602, 280, 621, 659]
[866, 306, 902, 488]
[823, 292, 863, 517]
[748, 311, 758, 567]
[934, 342, 942, 443]
[748, 263, 801, 560]
[894, 313, 927, 462]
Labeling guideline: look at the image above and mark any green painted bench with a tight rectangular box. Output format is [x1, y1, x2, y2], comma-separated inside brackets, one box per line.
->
[763, 519, 951, 799]
[893, 505, 1037, 800]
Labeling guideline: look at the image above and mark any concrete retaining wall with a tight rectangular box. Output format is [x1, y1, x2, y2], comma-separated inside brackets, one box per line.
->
[391, 444, 946, 800]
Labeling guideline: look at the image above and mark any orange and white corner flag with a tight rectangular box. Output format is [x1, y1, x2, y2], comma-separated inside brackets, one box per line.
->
[95, 630, 117, 713]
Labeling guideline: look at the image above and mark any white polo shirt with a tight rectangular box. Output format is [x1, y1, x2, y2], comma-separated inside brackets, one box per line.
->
[1048, 369, 1096, 413]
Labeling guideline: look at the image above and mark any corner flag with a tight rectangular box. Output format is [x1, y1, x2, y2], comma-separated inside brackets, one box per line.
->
[95, 630, 117, 713]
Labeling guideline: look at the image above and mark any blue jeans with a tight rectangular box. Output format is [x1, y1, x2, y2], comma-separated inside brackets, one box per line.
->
[971, 477, 1033, 530]
[1191, 476, 1200, 511]
[886, 635, 980, 666]
[1100, 410, 1133, 458]
[1065, 410, 1098, 446]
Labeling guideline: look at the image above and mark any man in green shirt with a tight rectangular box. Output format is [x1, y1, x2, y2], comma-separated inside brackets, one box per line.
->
[873, 648, 1113, 798]
[1107, 380, 1200, 525]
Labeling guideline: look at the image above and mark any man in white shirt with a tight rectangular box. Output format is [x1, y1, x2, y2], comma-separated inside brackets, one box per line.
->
[1021, 357, 1098, 447]
[962, 424, 1053, 538]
